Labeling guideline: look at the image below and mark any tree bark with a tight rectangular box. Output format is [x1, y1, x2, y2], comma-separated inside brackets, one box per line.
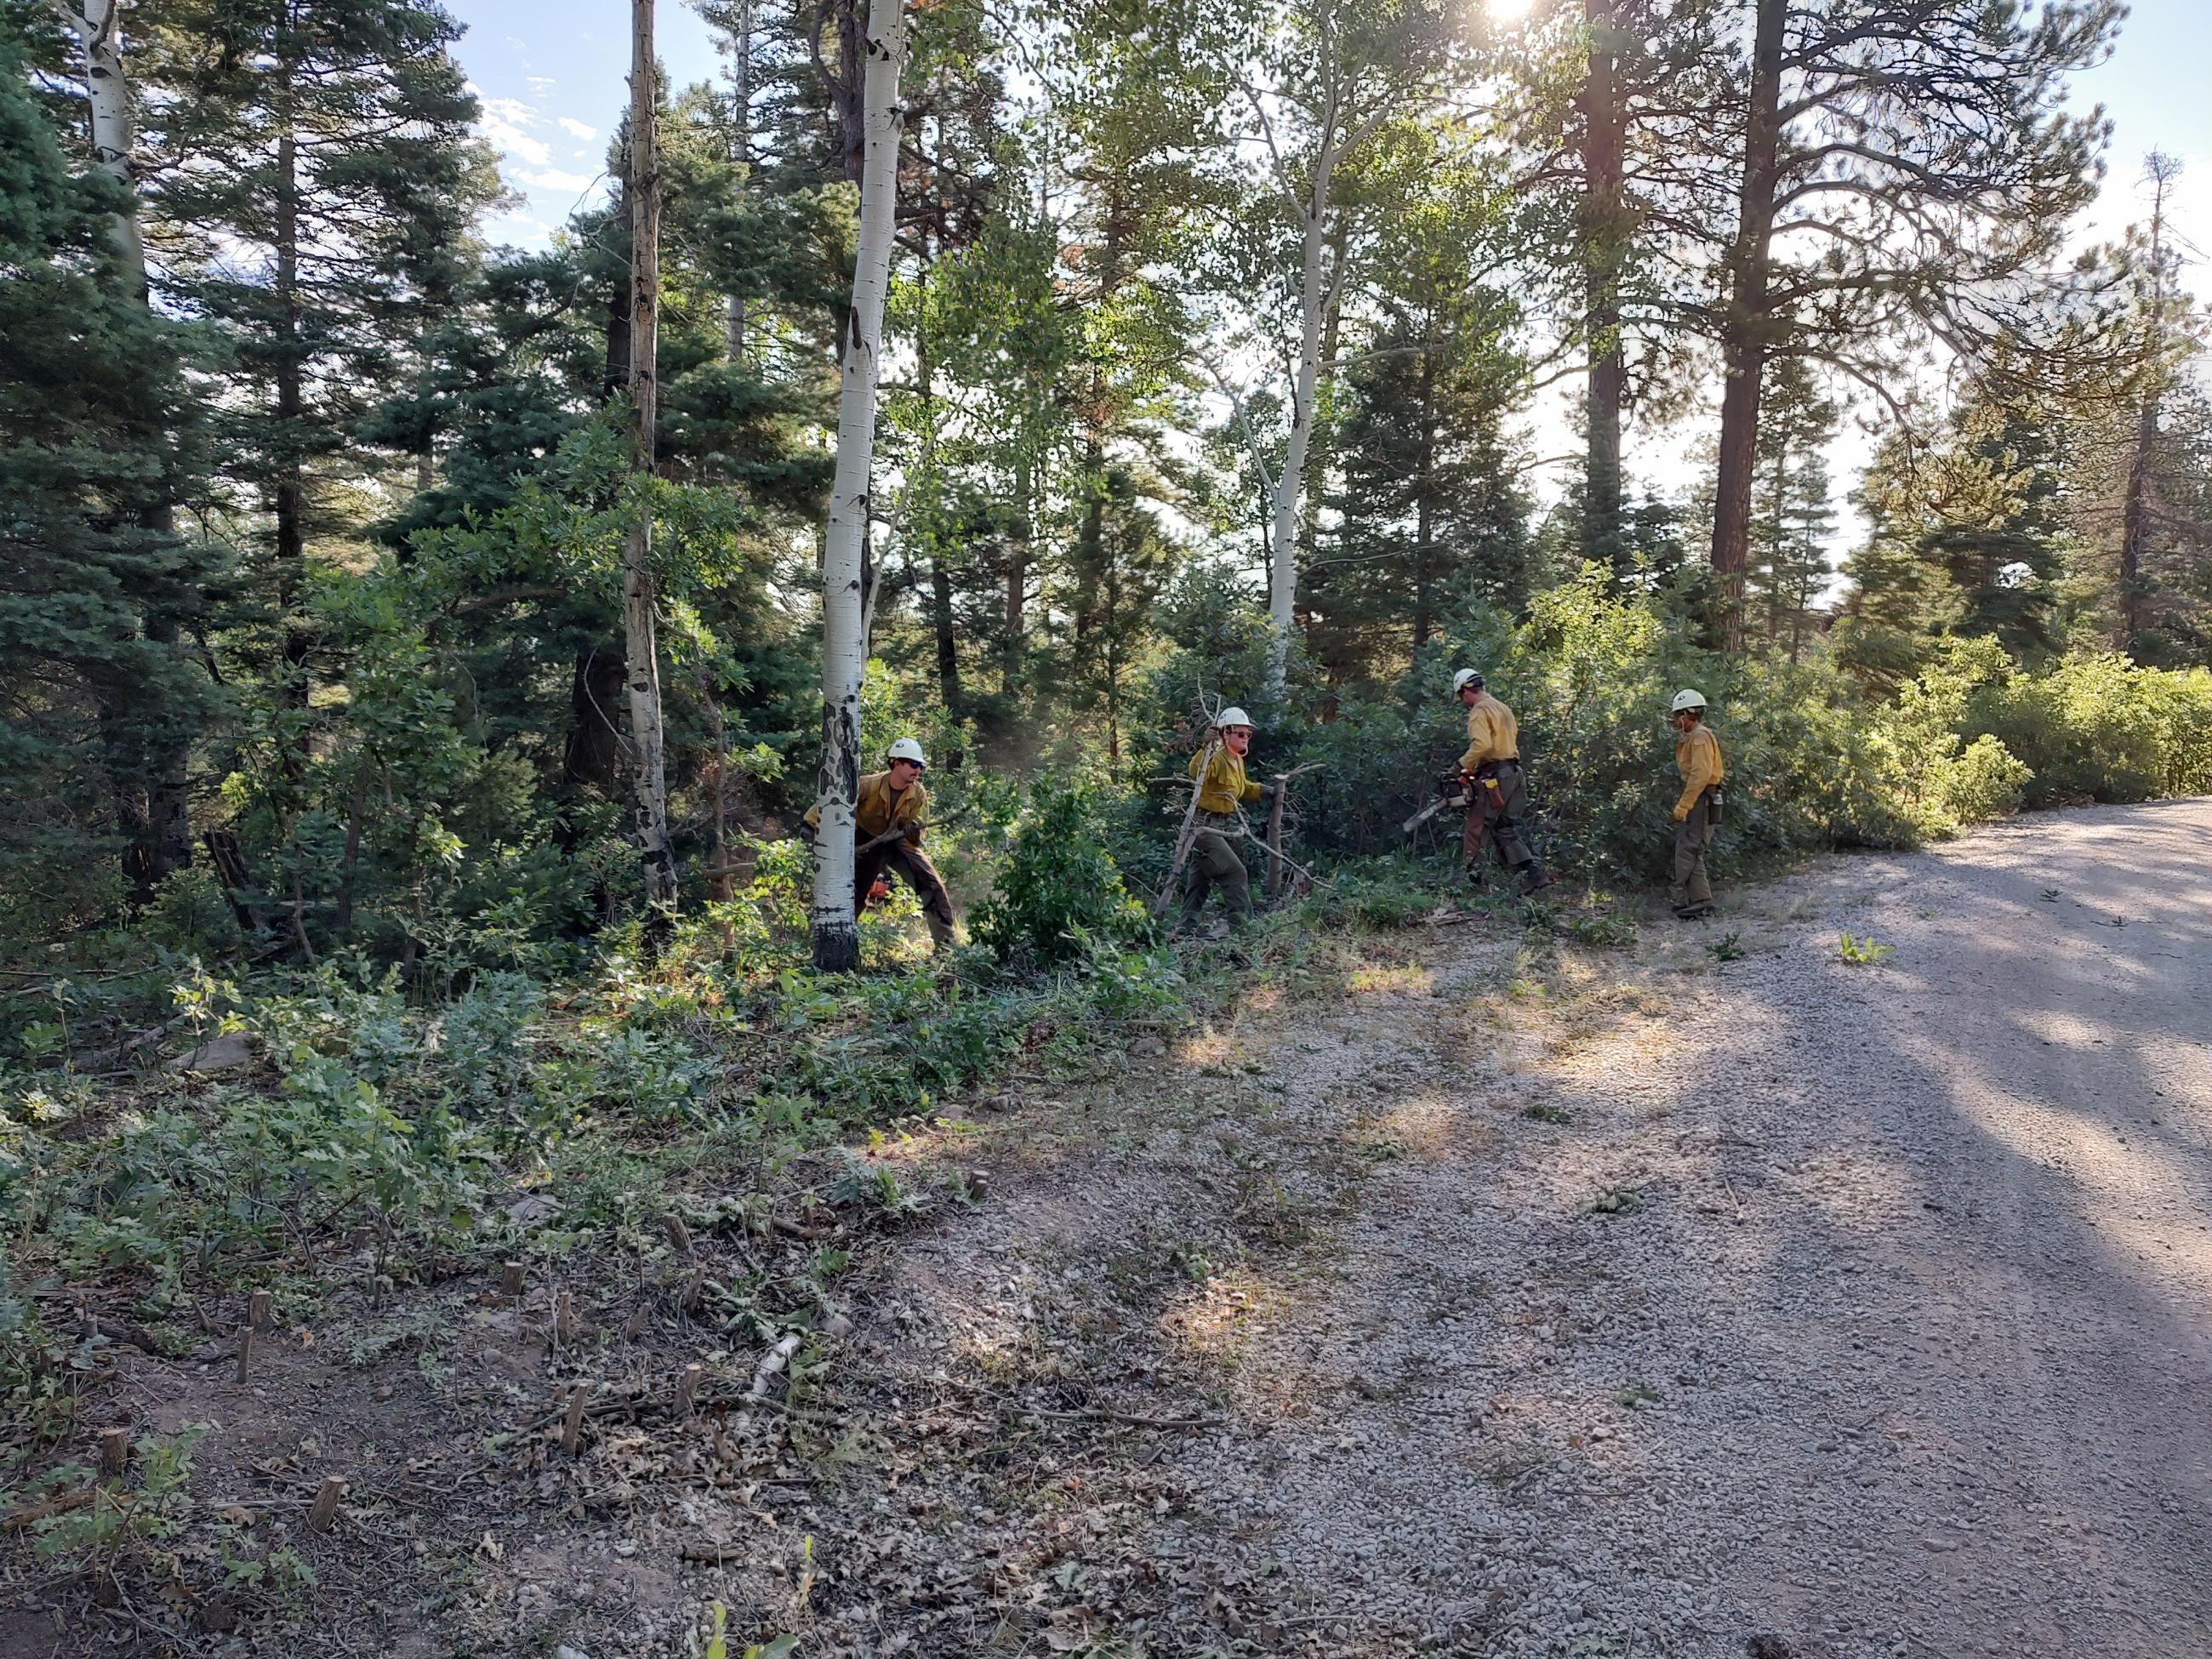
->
[930, 558, 962, 721]
[52, 0, 146, 295]
[1412, 334, 1436, 660]
[562, 646, 626, 799]
[1266, 146, 1337, 691]
[145, 611, 194, 881]
[1580, 0, 1627, 572]
[625, 0, 678, 911]
[274, 103, 311, 737]
[811, 0, 908, 972]
[602, 120, 633, 400]
[1004, 447, 1030, 685]
[1707, 0, 1786, 651]
[2118, 162, 2172, 656]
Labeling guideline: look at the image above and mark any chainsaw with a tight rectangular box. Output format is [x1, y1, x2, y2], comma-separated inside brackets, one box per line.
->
[1401, 770, 1478, 835]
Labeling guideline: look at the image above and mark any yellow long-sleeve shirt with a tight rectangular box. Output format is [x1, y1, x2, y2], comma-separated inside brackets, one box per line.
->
[1458, 692, 1520, 772]
[1673, 723, 1725, 820]
[1189, 744, 1263, 816]
[805, 772, 930, 842]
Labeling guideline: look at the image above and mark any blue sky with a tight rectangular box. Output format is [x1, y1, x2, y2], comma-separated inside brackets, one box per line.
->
[449, 0, 2210, 256]
[448, 0, 722, 248]
[2068, 0, 2212, 255]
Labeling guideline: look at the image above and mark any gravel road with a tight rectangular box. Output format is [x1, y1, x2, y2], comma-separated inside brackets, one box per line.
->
[1171, 800, 2212, 1657]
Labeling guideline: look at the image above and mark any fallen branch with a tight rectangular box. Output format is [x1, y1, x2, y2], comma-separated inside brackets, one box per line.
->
[3, 1487, 94, 1528]
[747, 1333, 804, 1402]
[1224, 812, 1336, 897]
[1023, 1405, 1223, 1430]
[769, 1214, 834, 1242]
[678, 1540, 755, 1564]
[79, 1315, 180, 1357]
[1154, 721, 1223, 920]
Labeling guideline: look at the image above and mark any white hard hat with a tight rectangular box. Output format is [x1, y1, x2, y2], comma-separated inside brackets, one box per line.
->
[1216, 706, 1252, 729]
[887, 736, 927, 767]
[1670, 688, 1707, 714]
[1451, 669, 1485, 693]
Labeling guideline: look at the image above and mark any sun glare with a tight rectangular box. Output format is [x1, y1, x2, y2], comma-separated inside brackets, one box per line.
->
[1488, 0, 1536, 22]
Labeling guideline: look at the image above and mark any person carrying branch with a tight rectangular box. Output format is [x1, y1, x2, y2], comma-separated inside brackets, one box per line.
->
[1668, 689, 1725, 921]
[1177, 706, 1274, 933]
[1453, 669, 1553, 896]
[803, 737, 957, 953]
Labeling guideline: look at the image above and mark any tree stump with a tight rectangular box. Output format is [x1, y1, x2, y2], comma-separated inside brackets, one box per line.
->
[307, 1474, 346, 1532]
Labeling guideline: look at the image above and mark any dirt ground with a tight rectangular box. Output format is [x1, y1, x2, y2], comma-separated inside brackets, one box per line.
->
[13, 801, 2211, 1657]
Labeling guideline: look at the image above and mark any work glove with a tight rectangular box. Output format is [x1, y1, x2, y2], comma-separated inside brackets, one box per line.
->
[1255, 784, 1277, 806]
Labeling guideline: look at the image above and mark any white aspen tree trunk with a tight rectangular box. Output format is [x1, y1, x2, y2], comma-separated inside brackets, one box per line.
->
[1264, 147, 1338, 694]
[50, 0, 146, 297]
[811, 0, 907, 972]
[626, 0, 679, 911]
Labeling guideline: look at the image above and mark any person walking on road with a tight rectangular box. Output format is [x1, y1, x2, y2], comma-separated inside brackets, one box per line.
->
[1454, 669, 1553, 896]
[1179, 707, 1274, 932]
[1669, 689, 1725, 921]
[804, 737, 958, 953]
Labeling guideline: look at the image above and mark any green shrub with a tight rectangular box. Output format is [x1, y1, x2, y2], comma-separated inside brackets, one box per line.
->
[972, 777, 1154, 964]
[1320, 860, 1438, 929]
[1965, 655, 2212, 806]
[1936, 734, 2031, 824]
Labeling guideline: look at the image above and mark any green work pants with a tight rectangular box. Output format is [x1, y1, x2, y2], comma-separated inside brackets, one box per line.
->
[857, 837, 957, 949]
[1673, 789, 1716, 908]
[1461, 764, 1534, 872]
[1179, 820, 1251, 926]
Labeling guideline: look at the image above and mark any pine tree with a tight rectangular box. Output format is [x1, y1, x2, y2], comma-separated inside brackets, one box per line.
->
[1327, 320, 1531, 672]
[138, 0, 499, 741]
[0, 46, 214, 921]
[1702, 0, 2118, 645]
[1316, 126, 1530, 675]
[1744, 357, 1838, 659]
[1839, 388, 2068, 682]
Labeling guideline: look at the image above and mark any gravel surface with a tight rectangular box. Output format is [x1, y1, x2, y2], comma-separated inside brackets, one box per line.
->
[1161, 800, 2212, 1657]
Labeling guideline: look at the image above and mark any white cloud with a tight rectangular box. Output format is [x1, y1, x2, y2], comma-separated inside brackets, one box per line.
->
[520, 168, 597, 194]
[478, 95, 551, 168]
[557, 117, 598, 140]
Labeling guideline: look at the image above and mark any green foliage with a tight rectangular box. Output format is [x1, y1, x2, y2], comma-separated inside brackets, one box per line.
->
[0, 44, 218, 928]
[1317, 860, 1437, 930]
[972, 778, 1154, 964]
[1963, 655, 2212, 806]
[1837, 933, 1895, 966]
[22, 1428, 202, 1580]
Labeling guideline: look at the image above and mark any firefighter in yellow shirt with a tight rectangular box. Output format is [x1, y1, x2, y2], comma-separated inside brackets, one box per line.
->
[1177, 706, 1274, 931]
[1668, 689, 1725, 920]
[802, 737, 956, 952]
[1452, 669, 1552, 896]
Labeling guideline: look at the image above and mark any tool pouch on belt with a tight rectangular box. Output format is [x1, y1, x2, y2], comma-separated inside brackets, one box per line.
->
[1707, 785, 1725, 827]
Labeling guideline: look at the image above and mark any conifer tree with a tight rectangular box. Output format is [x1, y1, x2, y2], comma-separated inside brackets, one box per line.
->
[0, 47, 213, 915]
[138, 0, 497, 740]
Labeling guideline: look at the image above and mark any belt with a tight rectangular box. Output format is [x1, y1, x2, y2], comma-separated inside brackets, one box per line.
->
[1199, 808, 1236, 825]
[1474, 760, 1520, 778]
